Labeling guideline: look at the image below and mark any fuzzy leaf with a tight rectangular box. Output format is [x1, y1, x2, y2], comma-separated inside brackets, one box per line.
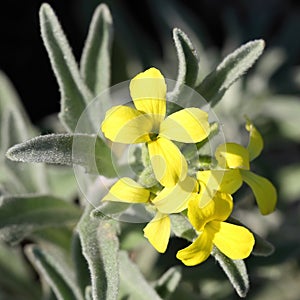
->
[0, 242, 41, 299]
[154, 266, 182, 299]
[71, 232, 91, 295]
[25, 245, 83, 300]
[39, 4, 92, 132]
[119, 251, 161, 300]
[170, 214, 197, 242]
[197, 40, 265, 106]
[0, 195, 81, 244]
[47, 166, 78, 201]
[6, 134, 74, 165]
[6, 134, 116, 178]
[168, 28, 199, 101]
[80, 4, 113, 95]
[78, 206, 119, 300]
[0, 71, 48, 194]
[211, 247, 249, 298]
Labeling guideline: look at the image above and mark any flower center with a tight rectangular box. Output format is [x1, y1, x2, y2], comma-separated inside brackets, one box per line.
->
[149, 132, 159, 141]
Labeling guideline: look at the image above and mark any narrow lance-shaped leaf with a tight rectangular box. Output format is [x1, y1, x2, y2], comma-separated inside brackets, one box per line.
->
[6, 133, 117, 178]
[25, 245, 82, 300]
[71, 232, 91, 295]
[167, 28, 199, 101]
[0, 243, 41, 299]
[211, 247, 249, 298]
[0, 195, 81, 245]
[153, 266, 182, 300]
[119, 251, 162, 300]
[197, 40, 265, 106]
[36, 243, 84, 300]
[78, 206, 119, 300]
[0, 72, 48, 194]
[80, 4, 113, 95]
[39, 3, 93, 132]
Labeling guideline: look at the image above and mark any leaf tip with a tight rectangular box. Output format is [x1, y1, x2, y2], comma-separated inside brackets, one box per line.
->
[5, 145, 19, 162]
[95, 3, 113, 24]
[39, 2, 53, 19]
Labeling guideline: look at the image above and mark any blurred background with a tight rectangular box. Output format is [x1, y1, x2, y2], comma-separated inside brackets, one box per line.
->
[0, 0, 300, 299]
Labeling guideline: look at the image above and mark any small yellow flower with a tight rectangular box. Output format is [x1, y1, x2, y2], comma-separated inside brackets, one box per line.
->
[215, 120, 277, 215]
[176, 192, 255, 266]
[102, 176, 198, 253]
[101, 68, 210, 187]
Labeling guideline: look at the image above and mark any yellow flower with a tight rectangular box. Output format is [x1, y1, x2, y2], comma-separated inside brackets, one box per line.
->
[215, 120, 277, 215]
[102, 176, 198, 253]
[176, 192, 255, 266]
[101, 68, 210, 187]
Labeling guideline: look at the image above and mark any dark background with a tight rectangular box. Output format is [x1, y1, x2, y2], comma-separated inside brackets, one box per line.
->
[0, 0, 299, 123]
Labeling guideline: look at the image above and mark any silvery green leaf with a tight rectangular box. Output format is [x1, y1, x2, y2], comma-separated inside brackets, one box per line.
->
[6, 134, 74, 165]
[39, 4, 93, 132]
[119, 251, 161, 300]
[25, 245, 83, 300]
[91, 202, 131, 219]
[33, 227, 73, 253]
[80, 4, 113, 95]
[72, 232, 90, 295]
[0, 194, 81, 244]
[153, 266, 182, 299]
[211, 247, 249, 298]
[0, 72, 48, 194]
[47, 166, 78, 201]
[85, 286, 92, 300]
[78, 206, 119, 300]
[6, 133, 116, 178]
[0, 242, 41, 299]
[170, 214, 196, 242]
[262, 96, 300, 142]
[197, 40, 265, 106]
[168, 28, 199, 101]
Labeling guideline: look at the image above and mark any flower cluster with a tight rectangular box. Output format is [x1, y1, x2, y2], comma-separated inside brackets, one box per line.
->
[100, 67, 277, 265]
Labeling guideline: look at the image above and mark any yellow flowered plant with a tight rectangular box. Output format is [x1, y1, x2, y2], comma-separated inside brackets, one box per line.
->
[176, 192, 255, 266]
[102, 176, 198, 253]
[215, 120, 277, 215]
[101, 67, 210, 187]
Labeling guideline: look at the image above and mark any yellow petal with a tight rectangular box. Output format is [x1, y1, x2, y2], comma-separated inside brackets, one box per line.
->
[245, 119, 264, 161]
[240, 170, 277, 215]
[215, 143, 250, 170]
[187, 192, 233, 231]
[176, 230, 213, 266]
[148, 137, 188, 187]
[160, 108, 210, 143]
[129, 68, 166, 120]
[101, 105, 152, 143]
[197, 169, 243, 195]
[208, 221, 255, 260]
[102, 177, 150, 203]
[143, 212, 170, 253]
[152, 176, 198, 214]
